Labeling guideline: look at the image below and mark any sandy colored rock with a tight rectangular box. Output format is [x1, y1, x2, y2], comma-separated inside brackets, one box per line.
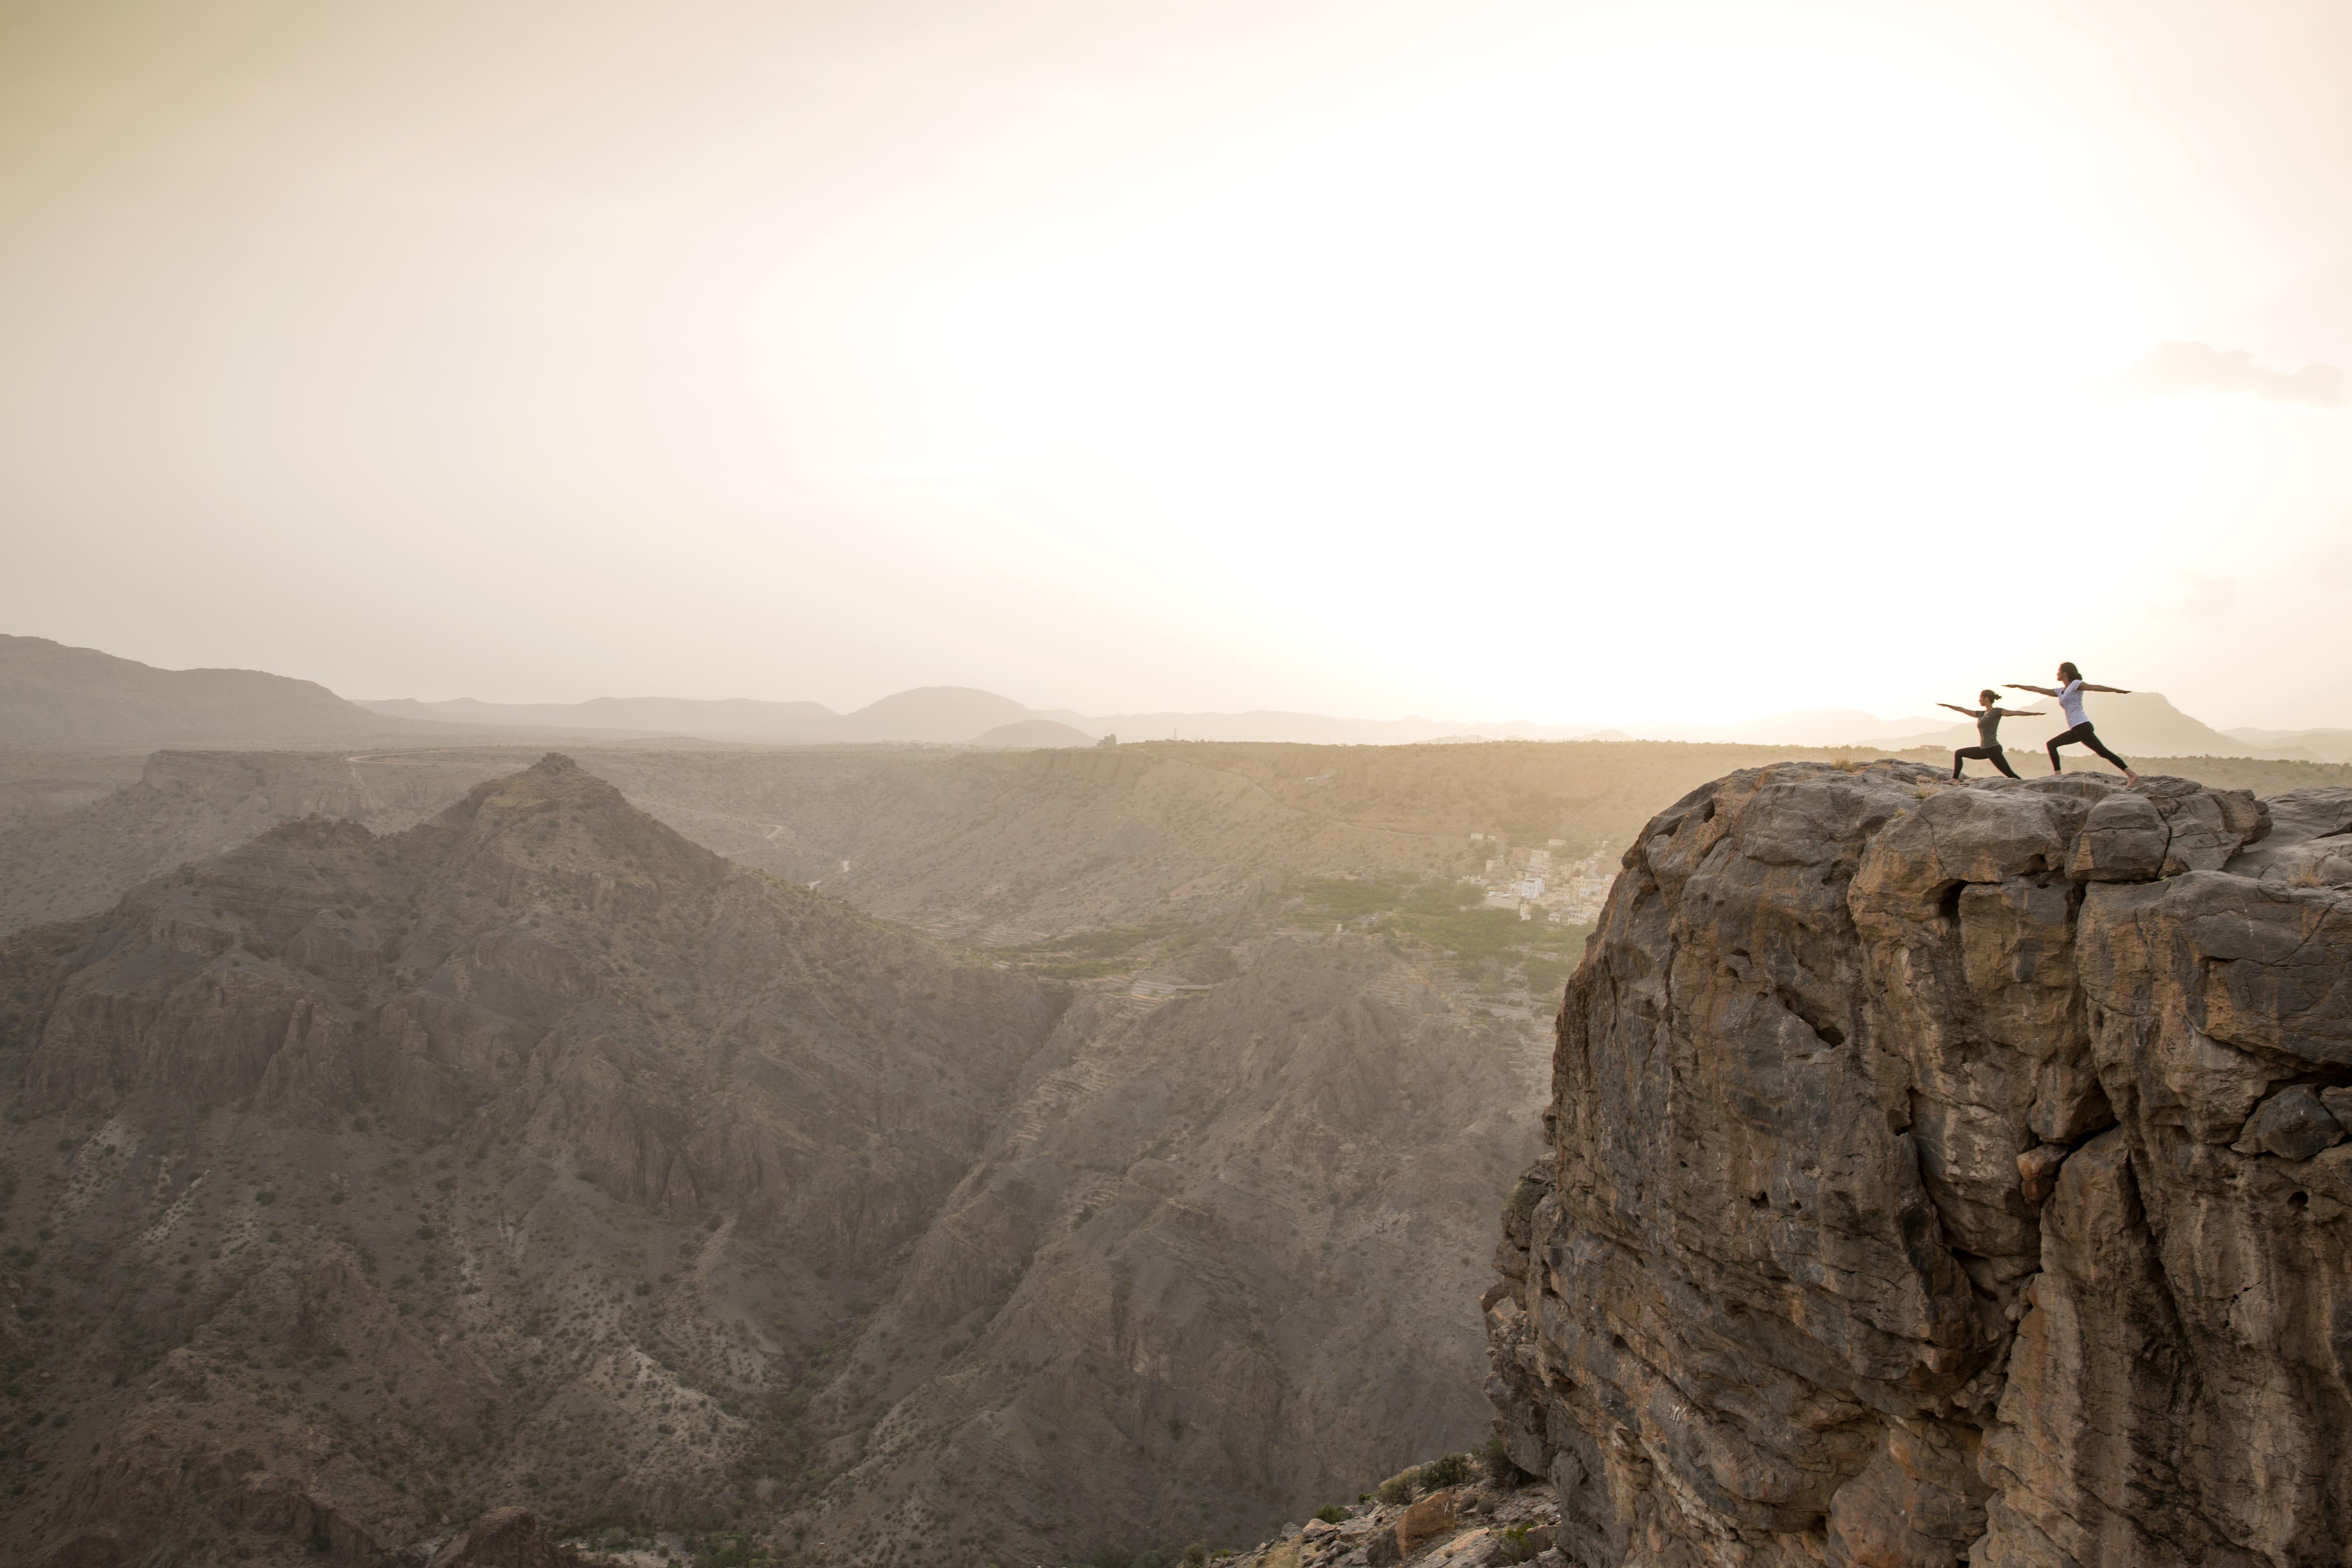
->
[1398, 1489, 1462, 1555]
[1487, 764, 2346, 1568]
[2014, 1142, 2068, 1204]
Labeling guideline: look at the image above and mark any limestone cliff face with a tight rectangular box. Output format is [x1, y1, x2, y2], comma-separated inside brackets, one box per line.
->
[1486, 762, 2352, 1568]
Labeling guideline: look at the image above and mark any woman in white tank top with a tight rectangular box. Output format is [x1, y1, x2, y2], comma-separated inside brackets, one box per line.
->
[2006, 662, 2140, 784]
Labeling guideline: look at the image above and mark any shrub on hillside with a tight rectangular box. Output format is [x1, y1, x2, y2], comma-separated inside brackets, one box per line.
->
[1314, 1505, 1348, 1524]
[1421, 1451, 1472, 1489]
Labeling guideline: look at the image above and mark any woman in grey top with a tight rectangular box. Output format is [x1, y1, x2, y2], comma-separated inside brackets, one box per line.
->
[1938, 689, 2042, 779]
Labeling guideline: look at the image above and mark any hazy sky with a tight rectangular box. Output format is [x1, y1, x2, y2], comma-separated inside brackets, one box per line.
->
[3, 0, 2347, 727]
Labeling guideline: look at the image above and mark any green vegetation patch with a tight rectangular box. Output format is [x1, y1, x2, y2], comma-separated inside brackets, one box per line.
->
[1394, 907, 1588, 967]
[990, 924, 1181, 979]
[1299, 876, 1591, 991]
[1395, 908, 1530, 961]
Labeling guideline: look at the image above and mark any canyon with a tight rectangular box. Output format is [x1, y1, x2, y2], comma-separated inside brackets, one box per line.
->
[0, 753, 1545, 1565]
[1, 732, 2347, 1566]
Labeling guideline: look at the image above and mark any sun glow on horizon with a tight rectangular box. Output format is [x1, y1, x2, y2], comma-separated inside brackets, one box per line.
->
[5, 0, 2349, 726]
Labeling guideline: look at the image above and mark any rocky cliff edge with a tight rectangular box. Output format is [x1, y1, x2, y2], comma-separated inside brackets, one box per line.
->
[1486, 762, 2352, 1568]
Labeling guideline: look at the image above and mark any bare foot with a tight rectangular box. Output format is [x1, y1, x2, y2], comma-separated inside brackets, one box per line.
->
[2125, 770, 2143, 786]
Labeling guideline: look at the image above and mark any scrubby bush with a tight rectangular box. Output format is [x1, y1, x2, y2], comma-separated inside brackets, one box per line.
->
[1313, 1505, 1348, 1524]
[1421, 1451, 1473, 1489]
[1376, 1474, 1416, 1506]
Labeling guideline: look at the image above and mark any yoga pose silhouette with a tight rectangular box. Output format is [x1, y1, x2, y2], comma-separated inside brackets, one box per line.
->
[2006, 663, 2139, 784]
[1938, 689, 2041, 779]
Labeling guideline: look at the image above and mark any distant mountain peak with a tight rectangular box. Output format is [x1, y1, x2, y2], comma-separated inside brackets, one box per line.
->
[0, 631, 411, 746]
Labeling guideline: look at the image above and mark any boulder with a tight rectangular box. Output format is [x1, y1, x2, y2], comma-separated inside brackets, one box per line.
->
[2239, 1086, 2345, 1160]
[1395, 1490, 1460, 1557]
[2223, 786, 2352, 884]
[2068, 788, 2172, 881]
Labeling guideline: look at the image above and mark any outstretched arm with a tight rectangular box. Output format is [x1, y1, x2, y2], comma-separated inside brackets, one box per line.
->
[1938, 703, 1981, 716]
[2005, 683, 2057, 696]
[1992, 707, 2044, 718]
[2081, 683, 2131, 694]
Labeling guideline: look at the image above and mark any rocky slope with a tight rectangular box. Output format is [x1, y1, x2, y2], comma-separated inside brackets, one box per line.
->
[787, 942, 1544, 1564]
[1486, 761, 2352, 1566]
[0, 754, 1065, 1565]
[1223, 1456, 1566, 1568]
[0, 749, 484, 932]
[0, 753, 1554, 1565]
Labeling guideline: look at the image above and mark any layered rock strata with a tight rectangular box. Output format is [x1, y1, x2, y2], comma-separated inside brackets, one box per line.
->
[1486, 762, 2352, 1567]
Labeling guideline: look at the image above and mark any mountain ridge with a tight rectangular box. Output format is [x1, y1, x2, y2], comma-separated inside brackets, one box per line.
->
[2226, 724, 2352, 763]
[12, 632, 2332, 756]
[0, 751, 1071, 1564]
[0, 633, 421, 746]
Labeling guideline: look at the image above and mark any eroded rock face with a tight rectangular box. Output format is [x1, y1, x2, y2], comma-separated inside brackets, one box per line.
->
[1487, 763, 2352, 1567]
[0, 754, 1069, 1565]
[0, 751, 1550, 1566]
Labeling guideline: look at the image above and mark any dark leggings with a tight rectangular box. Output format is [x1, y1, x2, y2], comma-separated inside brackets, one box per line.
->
[1953, 745, 2020, 779]
[2048, 722, 2129, 773]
